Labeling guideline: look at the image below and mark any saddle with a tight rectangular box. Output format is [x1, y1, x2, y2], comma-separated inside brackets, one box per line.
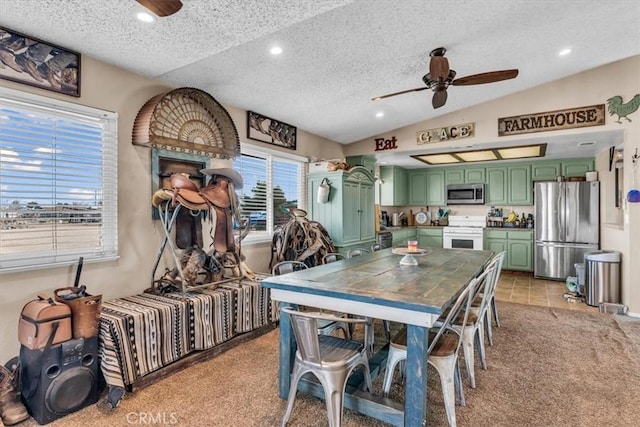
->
[168, 173, 235, 253]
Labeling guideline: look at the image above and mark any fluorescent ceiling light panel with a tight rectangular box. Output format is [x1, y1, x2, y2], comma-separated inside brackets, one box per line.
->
[412, 143, 547, 165]
[456, 150, 497, 162]
[497, 145, 544, 159]
[413, 154, 461, 165]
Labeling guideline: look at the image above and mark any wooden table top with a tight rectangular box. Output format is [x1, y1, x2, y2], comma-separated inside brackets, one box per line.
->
[262, 247, 493, 316]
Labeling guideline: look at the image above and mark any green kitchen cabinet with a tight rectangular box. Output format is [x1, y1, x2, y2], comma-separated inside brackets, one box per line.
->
[307, 167, 375, 249]
[426, 169, 446, 206]
[485, 165, 532, 205]
[465, 167, 486, 183]
[391, 227, 417, 246]
[485, 167, 508, 205]
[407, 169, 428, 205]
[508, 165, 532, 205]
[445, 168, 465, 185]
[484, 229, 533, 271]
[532, 161, 561, 181]
[380, 166, 407, 206]
[417, 228, 443, 248]
[562, 158, 594, 177]
[446, 167, 484, 185]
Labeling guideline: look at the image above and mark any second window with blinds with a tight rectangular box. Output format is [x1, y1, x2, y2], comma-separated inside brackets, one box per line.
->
[233, 146, 305, 241]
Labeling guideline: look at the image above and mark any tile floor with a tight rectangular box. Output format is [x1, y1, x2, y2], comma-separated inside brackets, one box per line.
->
[495, 271, 597, 313]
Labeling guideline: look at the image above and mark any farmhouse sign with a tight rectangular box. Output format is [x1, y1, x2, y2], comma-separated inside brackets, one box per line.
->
[498, 104, 605, 136]
[416, 123, 474, 145]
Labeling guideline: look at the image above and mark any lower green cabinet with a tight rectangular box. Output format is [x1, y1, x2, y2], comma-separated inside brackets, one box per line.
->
[391, 227, 417, 247]
[484, 229, 533, 271]
[417, 228, 443, 248]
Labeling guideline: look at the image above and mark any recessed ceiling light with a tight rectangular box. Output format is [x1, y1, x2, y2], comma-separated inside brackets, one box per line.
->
[577, 141, 595, 147]
[270, 46, 283, 55]
[137, 12, 155, 23]
[559, 48, 572, 56]
[376, 112, 384, 118]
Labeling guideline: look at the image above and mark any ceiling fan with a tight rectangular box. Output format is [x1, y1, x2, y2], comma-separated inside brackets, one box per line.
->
[136, 0, 183, 17]
[372, 47, 519, 109]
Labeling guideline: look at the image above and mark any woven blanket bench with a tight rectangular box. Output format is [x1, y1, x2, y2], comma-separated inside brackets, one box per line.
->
[98, 278, 277, 405]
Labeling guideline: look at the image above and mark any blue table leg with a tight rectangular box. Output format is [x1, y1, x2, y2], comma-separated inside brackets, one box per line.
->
[278, 304, 296, 399]
[405, 324, 428, 426]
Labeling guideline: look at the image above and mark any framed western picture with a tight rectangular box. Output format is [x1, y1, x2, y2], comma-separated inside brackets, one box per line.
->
[247, 110, 297, 150]
[0, 26, 81, 97]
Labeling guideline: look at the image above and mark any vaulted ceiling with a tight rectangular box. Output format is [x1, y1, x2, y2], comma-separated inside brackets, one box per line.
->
[1, 0, 639, 156]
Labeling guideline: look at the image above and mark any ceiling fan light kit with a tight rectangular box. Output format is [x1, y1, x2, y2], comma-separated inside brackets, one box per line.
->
[373, 47, 519, 109]
[135, 0, 183, 17]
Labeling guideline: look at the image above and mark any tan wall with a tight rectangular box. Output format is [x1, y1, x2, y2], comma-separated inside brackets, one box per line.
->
[346, 55, 640, 315]
[0, 55, 345, 362]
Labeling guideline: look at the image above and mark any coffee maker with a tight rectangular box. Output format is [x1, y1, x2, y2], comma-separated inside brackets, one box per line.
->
[380, 211, 389, 227]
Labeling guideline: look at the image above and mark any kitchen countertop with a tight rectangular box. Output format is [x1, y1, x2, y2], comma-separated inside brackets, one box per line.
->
[378, 226, 445, 232]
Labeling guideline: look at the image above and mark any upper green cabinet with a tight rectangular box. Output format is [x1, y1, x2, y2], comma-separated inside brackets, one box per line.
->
[562, 158, 595, 177]
[446, 167, 485, 185]
[407, 170, 428, 205]
[486, 165, 532, 205]
[380, 166, 407, 206]
[508, 165, 532, 205]
[532, 162, 561, 181]
[532, 158, 594, 180]
[485, 167, 508, 205]
[426, 169, 446, 206]
[445, 168, 465, 185]
[465, 168, 486, 183]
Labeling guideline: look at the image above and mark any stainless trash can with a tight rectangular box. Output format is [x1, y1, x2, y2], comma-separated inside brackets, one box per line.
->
[378, 232, 392, 249]
[584, 251, 621, 307]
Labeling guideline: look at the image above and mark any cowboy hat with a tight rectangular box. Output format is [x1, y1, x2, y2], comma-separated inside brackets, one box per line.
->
[201, 158, 243, 189]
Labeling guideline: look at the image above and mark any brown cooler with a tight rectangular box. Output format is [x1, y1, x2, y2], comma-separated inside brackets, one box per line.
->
[19, 295, 72, 350]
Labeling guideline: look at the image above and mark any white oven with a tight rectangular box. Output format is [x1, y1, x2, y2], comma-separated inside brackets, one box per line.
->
[443, 215, 486, 250]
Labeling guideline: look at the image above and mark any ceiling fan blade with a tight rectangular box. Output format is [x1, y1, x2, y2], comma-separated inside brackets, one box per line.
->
[432, 89, 448, 109]
[136, 0, 183, 17]
[372, 86, 429, 101]
[429, 56, 450, 82]
[451, 69, 519, 86]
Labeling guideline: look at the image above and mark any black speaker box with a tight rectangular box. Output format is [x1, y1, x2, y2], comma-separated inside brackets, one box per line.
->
[20, 336, 103, 425]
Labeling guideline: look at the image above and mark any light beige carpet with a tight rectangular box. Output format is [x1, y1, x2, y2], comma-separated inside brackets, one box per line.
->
[19, 302, 640, 426]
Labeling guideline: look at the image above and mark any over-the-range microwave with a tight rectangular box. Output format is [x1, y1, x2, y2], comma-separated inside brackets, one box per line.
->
[446, 183, 485, 205]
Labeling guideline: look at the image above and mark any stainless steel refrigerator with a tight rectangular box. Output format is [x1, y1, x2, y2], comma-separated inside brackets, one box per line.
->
[534, 181, 599, 280]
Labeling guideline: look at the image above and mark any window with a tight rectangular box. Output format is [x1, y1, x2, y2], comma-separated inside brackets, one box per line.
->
[233, 146, 305, 241]
[0, 88, 118, 272]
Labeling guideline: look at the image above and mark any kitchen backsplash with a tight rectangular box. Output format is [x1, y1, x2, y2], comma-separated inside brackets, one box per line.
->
[380, 205, 535, 219]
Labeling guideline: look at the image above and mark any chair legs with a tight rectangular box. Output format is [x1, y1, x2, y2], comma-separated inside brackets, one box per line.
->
[428, 355, 461, 427]
[282, 359, 372, 427]
[382, 345, 406, 397]
[491, 296, 501, 328]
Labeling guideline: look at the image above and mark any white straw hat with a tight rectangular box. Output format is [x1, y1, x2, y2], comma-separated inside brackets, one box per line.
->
[201, 158, 243, 189]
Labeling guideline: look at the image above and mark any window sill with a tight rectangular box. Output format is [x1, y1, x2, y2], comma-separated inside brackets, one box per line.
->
[0, 255, 120, 275]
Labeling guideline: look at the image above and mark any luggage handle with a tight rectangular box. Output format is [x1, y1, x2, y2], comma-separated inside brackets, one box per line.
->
[36, 294, 55, 305]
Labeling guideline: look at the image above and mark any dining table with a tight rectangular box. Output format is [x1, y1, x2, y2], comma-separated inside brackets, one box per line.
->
[261, 247, 494, 427]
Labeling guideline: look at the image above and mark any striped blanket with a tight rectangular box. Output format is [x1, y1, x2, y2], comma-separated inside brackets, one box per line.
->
[98, 279, 276, 389]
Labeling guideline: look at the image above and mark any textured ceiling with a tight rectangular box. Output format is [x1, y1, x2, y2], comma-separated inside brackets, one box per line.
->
[1, 0, 639, 159]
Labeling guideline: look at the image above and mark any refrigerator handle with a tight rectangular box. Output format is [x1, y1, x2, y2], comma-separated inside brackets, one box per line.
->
[536, 241, 598, 249]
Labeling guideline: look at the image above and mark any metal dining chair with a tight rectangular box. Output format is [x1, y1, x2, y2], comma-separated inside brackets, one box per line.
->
[370, 243, 386, 252]
[280, 307, 373, 427]
[472, 251, 505, 347]
[382, 268, 492, 427]
[346, 248, 370, 258]
[272, 260, 350, 340]
[321, 252, 346, 264]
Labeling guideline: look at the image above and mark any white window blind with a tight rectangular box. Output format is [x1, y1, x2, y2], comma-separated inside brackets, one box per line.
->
[0, 88, 118, 272]
[233, 147, 304, 240]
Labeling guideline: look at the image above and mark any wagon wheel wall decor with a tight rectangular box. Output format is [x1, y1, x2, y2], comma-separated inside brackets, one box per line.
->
[132, 87, 240, 159]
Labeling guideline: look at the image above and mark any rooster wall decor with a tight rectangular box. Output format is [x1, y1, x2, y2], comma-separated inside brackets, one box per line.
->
[606, 94, 640, 123]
